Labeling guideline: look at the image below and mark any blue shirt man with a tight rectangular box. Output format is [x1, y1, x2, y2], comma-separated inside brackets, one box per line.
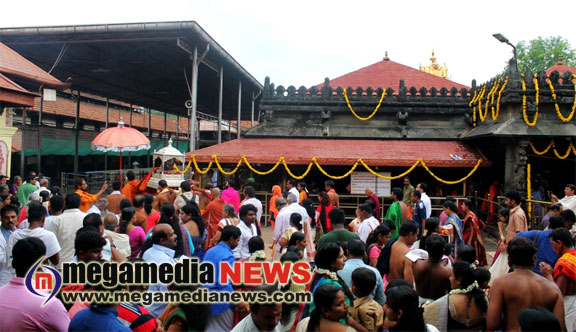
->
[203, 225, 241, 331]
[411, 191, 427, 237]
[142, 224, 177, 317]
[337, 239, 386, 305]
[69, 305, 131, 332]
[515, 215, 565, 275]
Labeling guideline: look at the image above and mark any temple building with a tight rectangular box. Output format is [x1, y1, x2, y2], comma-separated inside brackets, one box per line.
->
[190, 52, 576, 212]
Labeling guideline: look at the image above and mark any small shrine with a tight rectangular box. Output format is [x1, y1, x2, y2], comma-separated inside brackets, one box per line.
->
[147, 138, 186, 189]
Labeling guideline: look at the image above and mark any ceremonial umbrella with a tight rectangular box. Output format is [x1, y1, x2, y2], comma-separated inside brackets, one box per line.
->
[91, 118, 150, 171]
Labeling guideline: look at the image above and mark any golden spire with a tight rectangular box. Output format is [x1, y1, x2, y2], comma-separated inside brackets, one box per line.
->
[420, 50, 448, 79]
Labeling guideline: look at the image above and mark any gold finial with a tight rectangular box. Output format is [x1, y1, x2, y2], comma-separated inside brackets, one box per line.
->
[557, 55, 564, 65]
[430, 50, 437, 63]
[383, 51, 390, 61]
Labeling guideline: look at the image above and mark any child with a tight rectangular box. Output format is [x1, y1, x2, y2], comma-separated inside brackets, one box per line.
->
[475, 267, 491, 296]
[350, 267, 384, 332]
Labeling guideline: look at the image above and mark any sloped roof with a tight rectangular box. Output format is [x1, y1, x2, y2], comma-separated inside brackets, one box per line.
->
[187, 138, 487, 168]
[546, 60, 576, 76]
[318, 57, 470, 91]
[0, 42, 67, 89]
[0, 72, 38, 107]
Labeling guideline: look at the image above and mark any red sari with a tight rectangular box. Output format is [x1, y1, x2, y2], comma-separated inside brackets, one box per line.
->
[462, 211, 487, 266]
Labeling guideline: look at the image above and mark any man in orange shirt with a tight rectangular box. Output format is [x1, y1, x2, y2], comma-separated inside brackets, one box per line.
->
[74, 177, 108, 213]
[203, 188, 226, 246]
[121, 171, 140, 202]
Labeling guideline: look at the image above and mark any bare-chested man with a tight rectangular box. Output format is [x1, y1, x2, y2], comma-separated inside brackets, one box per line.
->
[487, 237, 565, 332]
[413, 235, 452, 302]
[387, 221, 418, 283]
[541, 227, 576, 331]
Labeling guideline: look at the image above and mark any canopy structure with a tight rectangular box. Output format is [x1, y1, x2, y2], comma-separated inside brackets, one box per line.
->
[187, 138, 489, 168]
[0, 21, 262, 120]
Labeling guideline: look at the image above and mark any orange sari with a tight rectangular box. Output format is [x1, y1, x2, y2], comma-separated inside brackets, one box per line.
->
[268, 185, 282, 227]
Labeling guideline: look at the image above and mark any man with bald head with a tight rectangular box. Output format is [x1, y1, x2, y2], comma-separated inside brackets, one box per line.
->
[203, 187, 226, 247]
[142, 223, 178, 317]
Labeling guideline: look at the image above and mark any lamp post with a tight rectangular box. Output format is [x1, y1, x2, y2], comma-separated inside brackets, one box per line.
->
[493, 33, 520, 87]
[492, 33, 517, 60]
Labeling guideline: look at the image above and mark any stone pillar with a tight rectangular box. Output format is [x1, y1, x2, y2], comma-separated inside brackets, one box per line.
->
[0, 108, 18, 177]
[504, 139, 528, 193]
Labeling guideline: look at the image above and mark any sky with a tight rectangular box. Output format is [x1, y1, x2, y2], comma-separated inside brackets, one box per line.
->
[2, 0, 576, 88]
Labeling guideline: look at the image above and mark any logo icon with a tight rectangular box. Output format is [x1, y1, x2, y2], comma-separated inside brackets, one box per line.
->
[25, 257, 62, 305]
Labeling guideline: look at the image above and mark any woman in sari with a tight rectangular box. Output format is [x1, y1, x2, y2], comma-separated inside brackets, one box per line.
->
[268, 185, 283, 229]
[442, 201, 464, 255]
[423, 261, 488, 331]
[291, 242, 366, 332]
[316, 191, 333, 234]
[460, 199, 487, 266]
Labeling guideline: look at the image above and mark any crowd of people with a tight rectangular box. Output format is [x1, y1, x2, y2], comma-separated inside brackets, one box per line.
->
[0, 172, 574, 331]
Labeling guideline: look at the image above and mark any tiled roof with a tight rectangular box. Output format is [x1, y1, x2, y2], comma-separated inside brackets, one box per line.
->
[0, 73, 32, 93]
[0, 73, 38, 107]
[0, 42, 67, 88]
[318, 58, 470, 92]
[546, 61, 576, 76]
[188, 138, 487, 167]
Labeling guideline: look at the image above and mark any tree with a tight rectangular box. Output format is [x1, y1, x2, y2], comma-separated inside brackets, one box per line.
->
[515, 36, 576, 74]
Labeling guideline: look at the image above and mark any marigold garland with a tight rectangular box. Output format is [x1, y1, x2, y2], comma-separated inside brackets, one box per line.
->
[358, 158, 421, 180]
[242, 155, 282, 175]
[545, 75, 575, 122]
[480, 80, 499, 122]
[521, 74, 538, 127]
[529, 139, 576, 159]
[343, 88, 386, 121]
[281, 157, 313, 180]
[191, 155, 214, 175]
[552, 142, 574, 160]
[173, 159, 193, 174]
[420, 159, 483, 185]
[313, 158, 360, 180]
[529, 140, 554, 155]
[186, 155, 483, 184]
[493, 76, 508, 120]
[213, 154, 243, 175]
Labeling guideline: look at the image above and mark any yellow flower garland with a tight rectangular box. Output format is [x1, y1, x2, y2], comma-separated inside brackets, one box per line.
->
[480, 80, 499, 122]
[358, 158, 421, 180]
[493, 76, 508, 121]
[281, 157, 314, 180]
[553, 142, 575, 160]
[242, 155, 282, 175]
[213, 154, 243, 175]
[529, 140, 554, 155]
[420, 159, 483, 185]
[527, 163, 531, 219]
[521, 74, 538, 127]
[476, 85, 488, 122]
[173, 159, 193, 173]
[529, 139, 576, 159]
[343, 88, 386, 121]
[546, 75, 575, 122]
[186, 155, 482, 184]
[313, 157, 360, 180]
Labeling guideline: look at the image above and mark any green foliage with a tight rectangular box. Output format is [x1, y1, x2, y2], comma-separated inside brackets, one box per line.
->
[516, 36, 576, 74]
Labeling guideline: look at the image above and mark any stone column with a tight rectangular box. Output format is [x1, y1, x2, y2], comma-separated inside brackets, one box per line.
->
[504, 139, 528, 193]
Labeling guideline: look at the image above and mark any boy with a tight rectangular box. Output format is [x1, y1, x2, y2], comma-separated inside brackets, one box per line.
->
[350, 267, 384, 332]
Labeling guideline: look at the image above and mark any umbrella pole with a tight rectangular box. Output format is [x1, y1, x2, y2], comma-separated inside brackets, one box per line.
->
[119, 151, 123, 187]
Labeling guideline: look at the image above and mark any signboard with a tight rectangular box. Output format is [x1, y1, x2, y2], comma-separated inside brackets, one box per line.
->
[350, 172, 391, 197]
